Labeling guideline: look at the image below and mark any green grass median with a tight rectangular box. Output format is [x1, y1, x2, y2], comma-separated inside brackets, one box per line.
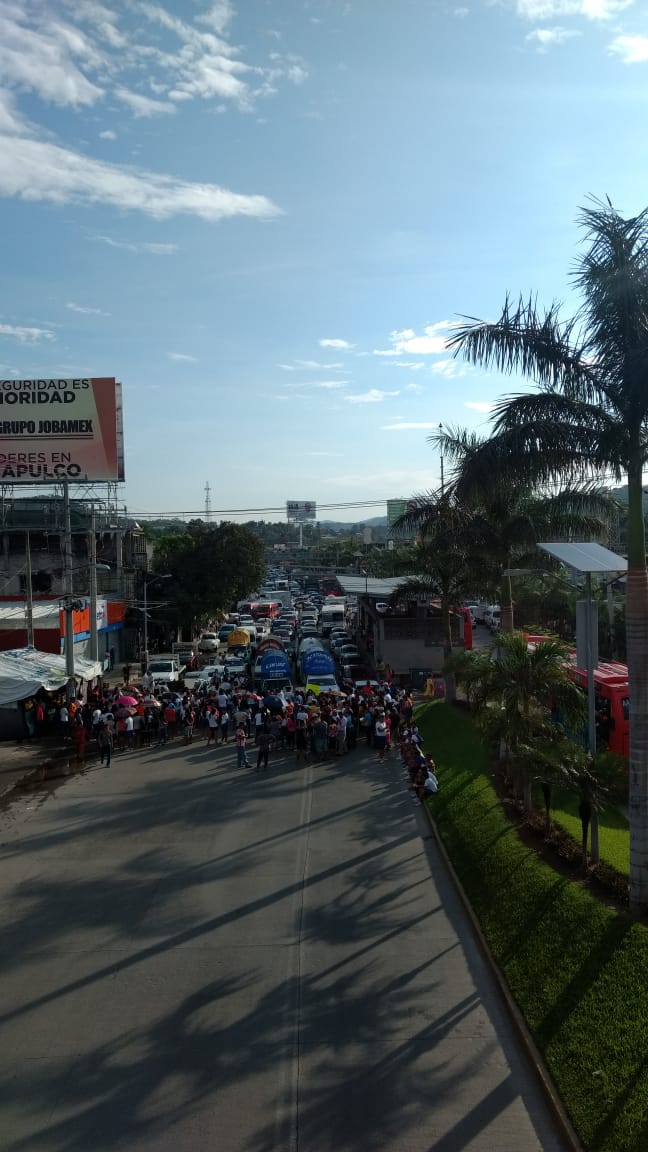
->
[416, 701, 648, 1152]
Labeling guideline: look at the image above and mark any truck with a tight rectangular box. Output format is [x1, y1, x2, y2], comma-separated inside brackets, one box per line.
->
[319, 599, 346, 636]
[172, 642, 196, 670]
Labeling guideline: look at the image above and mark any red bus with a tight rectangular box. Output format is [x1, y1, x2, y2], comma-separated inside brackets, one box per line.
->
[568, 661, 629, 757]
[250, 600, 282, 621]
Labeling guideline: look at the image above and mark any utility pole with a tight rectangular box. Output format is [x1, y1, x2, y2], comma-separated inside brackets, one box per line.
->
[63, 481, 75, 700]
[25, 530, 34, 647]
[89, 504, 99, 665]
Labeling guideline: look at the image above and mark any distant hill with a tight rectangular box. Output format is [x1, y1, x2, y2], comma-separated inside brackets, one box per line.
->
[320, 517, 389, 530]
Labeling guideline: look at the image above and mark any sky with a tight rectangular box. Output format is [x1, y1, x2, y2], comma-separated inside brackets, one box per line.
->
[1, 0, 647, 524]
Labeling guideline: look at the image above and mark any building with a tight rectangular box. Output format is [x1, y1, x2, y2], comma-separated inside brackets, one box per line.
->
[0, 495, 147, 667]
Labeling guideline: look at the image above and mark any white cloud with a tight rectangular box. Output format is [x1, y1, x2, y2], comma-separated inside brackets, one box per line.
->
[319, 338, 354, 350]
[464, 400, 494, 412]
[313, 380, 348, 389]
[99, 128, 116, 139]
[609, 34, 648, 62]
[381, 421, 441, 431]
[198, 2, 235, 34]
[66, 301, 110, 315]
[383, 359, 425, 371]
[431, 358, 463, 377]
[0, 9, 104, 107]
[95, 235, 178, 254]
[345, 388, 400, 404]
[374, 321, 452, 358]
[167, 351, 198, 362]
[0, 133, 282, 221]
[0, 0, 307, 132]
[278, 359, 345, 371]
[115, 87, 176, 117]
[526, 25, 580, 44]
[454, 7, 470, 15]
[405, 382, 424, 393]
[0, 323, 55, 342]
[516, 0, 633, 17]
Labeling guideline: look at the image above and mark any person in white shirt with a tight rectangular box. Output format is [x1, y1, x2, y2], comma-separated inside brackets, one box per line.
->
[125, 714, 135, 749]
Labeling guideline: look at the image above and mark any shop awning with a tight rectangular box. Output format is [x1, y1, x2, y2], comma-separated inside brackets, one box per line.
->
[0, 647, 102, 706]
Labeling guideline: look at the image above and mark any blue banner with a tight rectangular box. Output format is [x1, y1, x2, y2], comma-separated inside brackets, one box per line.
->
[260, 652, 292, 678]
[302, 650, 335, 676]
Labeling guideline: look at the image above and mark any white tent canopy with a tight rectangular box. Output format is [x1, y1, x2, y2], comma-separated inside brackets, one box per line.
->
[0, 647, 102, 707]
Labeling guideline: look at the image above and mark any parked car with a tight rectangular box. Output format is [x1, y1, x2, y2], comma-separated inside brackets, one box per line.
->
[198, 631, 219, 653]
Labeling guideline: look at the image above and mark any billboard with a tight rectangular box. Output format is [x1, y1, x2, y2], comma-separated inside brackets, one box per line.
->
[287, 500, 316, 522]
[0, 377, 121, 482]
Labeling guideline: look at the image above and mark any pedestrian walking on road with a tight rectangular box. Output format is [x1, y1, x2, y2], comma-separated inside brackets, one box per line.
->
[220, 709, 230, 744]
[256, 727, 272, 771]
[97, 724, 112, 767]
[235, 724, 251, 768]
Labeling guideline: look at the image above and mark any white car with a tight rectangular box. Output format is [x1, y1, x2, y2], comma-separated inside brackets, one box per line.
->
[198, 631, 219, 653]
[201, 662, 226, 680]
[147, 659, 182, 685]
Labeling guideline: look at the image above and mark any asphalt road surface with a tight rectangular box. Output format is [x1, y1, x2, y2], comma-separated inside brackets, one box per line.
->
[0, 734, 567, 1152]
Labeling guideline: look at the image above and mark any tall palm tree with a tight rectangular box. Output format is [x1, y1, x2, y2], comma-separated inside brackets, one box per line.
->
[428, 427, 612, 632]
[393, 491, 486, 701]
[448, 200, 648, 911]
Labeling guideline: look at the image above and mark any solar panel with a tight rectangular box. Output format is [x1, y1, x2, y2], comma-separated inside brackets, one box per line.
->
[538, 541, 627, 574]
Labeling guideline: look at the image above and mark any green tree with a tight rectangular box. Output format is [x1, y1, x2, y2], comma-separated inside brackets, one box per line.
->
[153, 521, 265, 635]
[450, 632, 587, 810]
[428, 428, 612, 632]
[393, 491, 487, 701]
[448, 201, 648, 909]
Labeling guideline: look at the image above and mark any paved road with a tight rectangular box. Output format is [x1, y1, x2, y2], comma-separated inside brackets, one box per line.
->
[0, 735, 567, 1152]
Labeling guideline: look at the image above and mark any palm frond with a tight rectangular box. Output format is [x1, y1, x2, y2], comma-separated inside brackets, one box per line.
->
[448, 293, 599, 402]
[574, 202, 648, 424]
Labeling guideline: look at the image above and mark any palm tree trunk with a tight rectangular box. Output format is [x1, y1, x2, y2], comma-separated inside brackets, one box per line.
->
[591, 805, 600, 865]
[441, 594, 457, 704]
[500, 568, 515, 634]
[626, 462, 648, 912]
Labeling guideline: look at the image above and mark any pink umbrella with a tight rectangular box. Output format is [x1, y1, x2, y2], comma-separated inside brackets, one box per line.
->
[116, 694, 138, 707]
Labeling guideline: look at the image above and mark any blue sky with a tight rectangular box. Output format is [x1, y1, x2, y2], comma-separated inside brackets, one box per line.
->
[1, 0, 647, 522]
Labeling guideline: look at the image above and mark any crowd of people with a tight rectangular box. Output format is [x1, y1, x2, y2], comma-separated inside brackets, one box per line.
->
[49, 667, 438, 793]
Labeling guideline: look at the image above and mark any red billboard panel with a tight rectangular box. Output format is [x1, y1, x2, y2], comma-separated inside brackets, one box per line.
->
[0, 377, 121, 482]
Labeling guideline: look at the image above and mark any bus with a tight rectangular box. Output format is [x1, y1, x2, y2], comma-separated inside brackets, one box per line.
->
[250, 600, 282, 621]
[568, 661, 629, 757]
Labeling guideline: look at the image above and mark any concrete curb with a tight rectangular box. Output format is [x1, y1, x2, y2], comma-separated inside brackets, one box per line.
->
[421, 798, 584, 1152]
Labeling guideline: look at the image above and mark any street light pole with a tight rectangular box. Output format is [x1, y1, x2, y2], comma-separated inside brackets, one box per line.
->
[142, 573, 172, 670]
[63, 481, 75, 700]
[89, 504, 99, 666]
[143, 577, 149, 672]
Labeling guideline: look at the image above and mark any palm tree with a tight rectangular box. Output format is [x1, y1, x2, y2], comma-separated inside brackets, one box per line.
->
[392, 490, 490, 701]
[448, 199, 648, 911]
[449, 632, 587, 810]
[427, 428, 613, 633]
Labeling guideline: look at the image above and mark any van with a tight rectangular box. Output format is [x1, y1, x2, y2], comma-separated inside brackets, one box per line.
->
[483, 604, 500, 629]
[486, 606, 502, 632]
